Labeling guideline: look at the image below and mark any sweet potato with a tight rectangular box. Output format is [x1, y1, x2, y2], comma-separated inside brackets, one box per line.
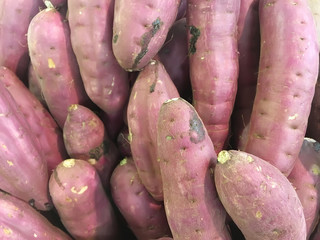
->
[0, 80, 50, 211]
[127, 59, 179, 201]
[68, 0, 130, 137]
[0, 0, 45, 83]
[0, 66, 67, 174]
[242, 0, 319, 176]
[231, 0, 260, 149]
[287, 138, 320, 238]
[49, 159, 120, 239]
[215, 150, 307, 240]
[110, 157, 172, 240]
[27, 3, 92, 128]
[187, 0, 240, 153]
[157, 97, 230, 240]
[158, 18, 191, 100]
[0, 191, 71, 239]
[112, 0, 181, 71]
[63, 104, 120, 189]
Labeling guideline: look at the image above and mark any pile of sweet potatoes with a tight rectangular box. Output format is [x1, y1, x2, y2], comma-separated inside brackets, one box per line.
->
[0, 0, 320, 239]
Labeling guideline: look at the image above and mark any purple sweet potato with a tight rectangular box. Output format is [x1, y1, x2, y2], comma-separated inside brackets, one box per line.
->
[158, 18, 191, 100]
[63, 104, 121, 189]
[0, 191, 71, 239]
[242, 0, 319, 176]
[187, 0, 240, 153]
[27, 63, 47, 108]
[157, 98, 231, 240]
[231, 0, 260, 149]
[27, 3, 92, 128]
[176, 0, 187, 20]
[0, 0, 45, 83]
[0, 80, 50, 211]
[127, 59, 179, 201]
[215, 150, 307, 240]
[287, 138, 320, 238]
[49, 159, 120, 240]
[112, 0, 181, 71]
[68, 0, 130, 137]
[0, 66, 67, 174]
[110, 157, 172, 240]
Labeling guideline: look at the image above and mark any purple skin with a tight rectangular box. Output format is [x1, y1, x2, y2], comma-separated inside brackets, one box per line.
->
[49, 159, 120, 240]
[157, 98, 231, 240]
[0, 66, 67, 175]
[116, 125, 132, 158]
[287, 138, 320, 238]
[27, 63, 47, 108]
[110, 157, 172, 240]
[0, 80, 50, 211]
[215, 150, 307, 240]
[112, 0, 181, 71]
[68, 0, 130, 137]
[242, 0, 319, 176]
[0, 192, 72, 240]
[0, 0, 45, 84]
[63, 104, 121, 189]
[176, 0, 187, 20]
[231, 0, 260, 149]
[187, 0, 240, 153]
[158, 18, 192, 101]
[127, 59, 180, 201]
[27, 5, 92, 128]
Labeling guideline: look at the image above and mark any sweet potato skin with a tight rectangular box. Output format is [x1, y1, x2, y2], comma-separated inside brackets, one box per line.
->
[0, 66, 67, 174]
[0, 192, 71, 240]
[112, 0, 181, 71]
[288, 138, 320, 238]
[27, 5, 91, 128]
[49, 159, 120, 240]
[110, 157, 172, 240]
[157, 98, 231, 240]
[215, 150, 307, 240]
[242, 0, 319, 176]
[187, 0, 240, 152]
[127, 59, 179, 201]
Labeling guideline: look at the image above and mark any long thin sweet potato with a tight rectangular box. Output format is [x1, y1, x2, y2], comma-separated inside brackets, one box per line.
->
[242, 0, 319, 176]
[157, 97, 231, 240]
[187, 0, 240, 153]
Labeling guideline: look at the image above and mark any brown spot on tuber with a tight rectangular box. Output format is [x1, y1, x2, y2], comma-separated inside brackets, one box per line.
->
[189, 112, 205, 143]
[89, 140, 109, 160]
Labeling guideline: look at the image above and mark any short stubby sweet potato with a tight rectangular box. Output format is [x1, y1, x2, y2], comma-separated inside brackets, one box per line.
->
[157, 97, 231, 240]
[215, 150, 307, 240]
[27, 3, 92, 128]
[112, 0, 181, 71]
[49, 159, 120, 240]
[187, 0, 240, 153]
[110, 157, 172, 240]
[127, 59, 179, 201]
[242, 0, 319, 176]
[0, 80, 50, 211]
[288, 138, 320, 238]
[0, 191, 71, 239]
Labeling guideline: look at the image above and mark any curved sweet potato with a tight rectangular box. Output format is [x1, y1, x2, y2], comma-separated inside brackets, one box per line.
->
[110, 157, 172, 240]
[49, 159, 120, 239]
[215, 150, 307, 240]
[243, 0, 319, 176]
[127, 59, 179, 201]
[112, 0, 181, 71]
[187, 0, 240, 152]
[157, 98, 231, 240]
[27, 3, 92, 128]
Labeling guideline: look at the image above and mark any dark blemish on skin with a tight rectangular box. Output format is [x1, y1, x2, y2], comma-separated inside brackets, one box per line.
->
[189, 111, 205, 143]
[149, 82, 156, 93]
[188, 26, 200, 55]
[45, 202, 53, 210]
[132, 18, 163, 70]
[53, 169, 64, 189]
[149, 61, 159, 93]
[89, 141, 109, 160]
[314, 141, 320, 152]
[113, 34, 118, 44]
[28, 199, 35, 208]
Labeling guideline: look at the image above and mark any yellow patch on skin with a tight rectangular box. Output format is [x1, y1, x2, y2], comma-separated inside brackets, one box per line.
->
[2, 144, 7, 150]
[288, 113, 298, 120]
[256, 166, 262, 171]
[48, 58, 56, 68]
[71, 186, 88, 195]
[65, 197, 72, 202]
[256, 210, 262, 219]
[6, 160, 13, 166]
[311, 164, 320, 175]
[63, 159, 75, 168]
[34, 233, 38, 238]
[2, 227, 12, 235]
[68, 104, 78, 111]
[217, 150, 231, 164]
[166, 135, 173, 140]
[120, 158, 127, 166]
[247, 155, 254, 163]
[88, 159, 97, 165]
